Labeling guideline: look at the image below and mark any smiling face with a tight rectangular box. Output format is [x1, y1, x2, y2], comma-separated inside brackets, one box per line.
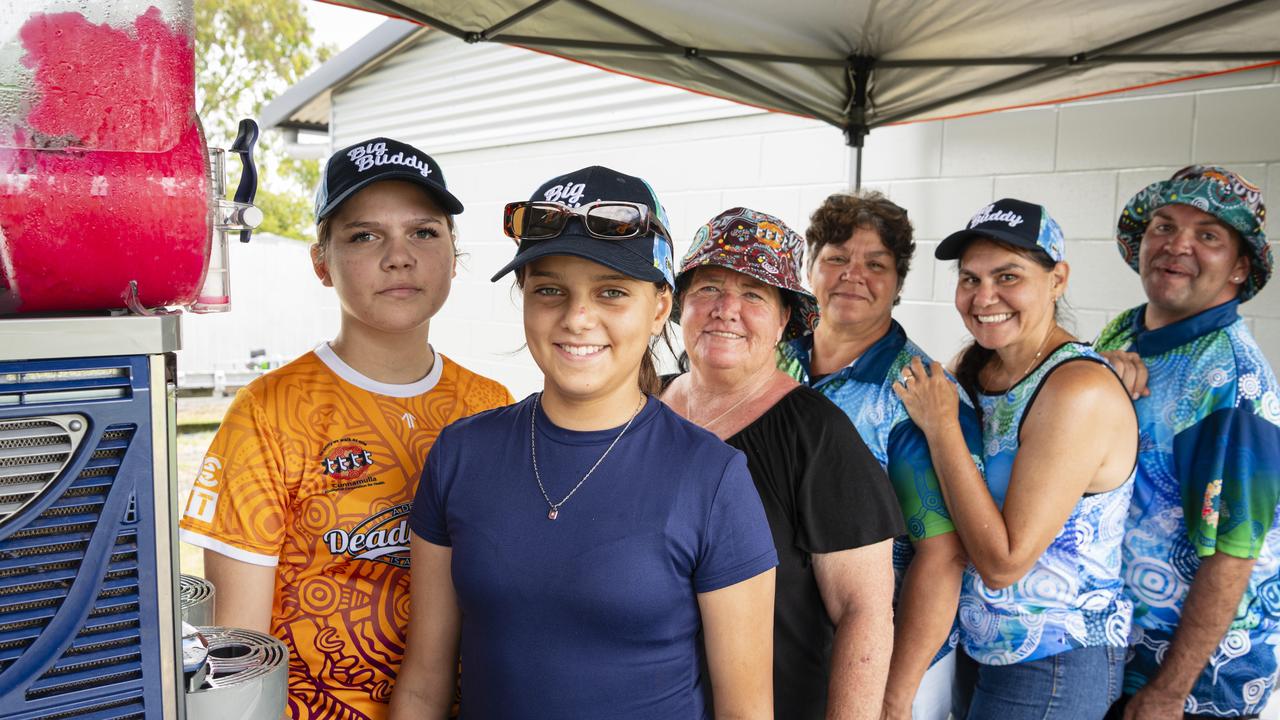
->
[679, 266, 790, 379]
[1138, 203, 1249, 330]
[955, 238, 1066, 353]
[809, 227, 900, 334]
[312, 180, 456, 340]
[522, 255, 671, 409]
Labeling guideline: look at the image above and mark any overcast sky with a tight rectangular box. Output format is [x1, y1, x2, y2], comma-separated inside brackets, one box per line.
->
[307, 1, 387, 52]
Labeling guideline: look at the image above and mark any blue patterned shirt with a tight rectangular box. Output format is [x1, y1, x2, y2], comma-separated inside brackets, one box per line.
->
[962, 342, 1134, 665]
[779, 321, 983, 665]
[1096, 301, 1280, 716]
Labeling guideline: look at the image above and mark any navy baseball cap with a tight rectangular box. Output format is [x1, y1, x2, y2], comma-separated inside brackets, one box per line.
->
[936, 198, 1066, 262]
[315, 137, 463, 222]
[490, 166, 676, 287]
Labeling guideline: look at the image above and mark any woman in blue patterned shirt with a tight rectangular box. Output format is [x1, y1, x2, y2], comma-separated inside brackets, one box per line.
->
[894, 198, 1139, 720]
[776, 191, 981, 720]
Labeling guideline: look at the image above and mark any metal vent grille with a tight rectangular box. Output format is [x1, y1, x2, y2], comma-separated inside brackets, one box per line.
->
[0, 424, 139, 698]
[0, 414, 88, 530]
[24, 423, 143, 705]
[0, 367, 132, 407]
[30, 693, 145, 720]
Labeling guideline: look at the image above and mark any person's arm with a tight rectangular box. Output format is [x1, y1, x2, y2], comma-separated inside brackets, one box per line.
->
[880, 532, 966, 719]
[698, 569, 776, 720]
[813, 539, 895, 720]
[202, 551, 276, 632]
[178, 389, 289, 633]
[389, 535, 460, 720]
[1123, 552, 1254, 719]
[895, 357, 1132, 588]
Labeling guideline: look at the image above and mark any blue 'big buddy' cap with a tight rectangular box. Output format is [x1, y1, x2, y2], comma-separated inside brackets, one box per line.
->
[936, 198, 1065, 263]
[490, 165, 675, 287]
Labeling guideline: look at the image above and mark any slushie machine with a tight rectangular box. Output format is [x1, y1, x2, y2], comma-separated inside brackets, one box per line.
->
[0, 3, 286, 718]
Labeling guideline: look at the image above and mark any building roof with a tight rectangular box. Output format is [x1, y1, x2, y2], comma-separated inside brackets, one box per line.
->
[259, 18, 424, 132]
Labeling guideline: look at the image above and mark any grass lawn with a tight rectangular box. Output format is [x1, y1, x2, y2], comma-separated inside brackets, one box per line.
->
[175, 394, 233, 578]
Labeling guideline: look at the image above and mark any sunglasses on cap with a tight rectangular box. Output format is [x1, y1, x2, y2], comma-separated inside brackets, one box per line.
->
[503, 201, 671, 245]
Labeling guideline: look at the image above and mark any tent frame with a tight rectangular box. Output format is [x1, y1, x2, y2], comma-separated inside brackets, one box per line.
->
[349, 0, 1280, 186]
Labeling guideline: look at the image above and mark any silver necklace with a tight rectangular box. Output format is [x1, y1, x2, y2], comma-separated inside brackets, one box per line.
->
[1015, 325, 1057, 386]
[530, 393, 643, 520]
[685, 386, 757, 429]
[996, 325, 1057, 390]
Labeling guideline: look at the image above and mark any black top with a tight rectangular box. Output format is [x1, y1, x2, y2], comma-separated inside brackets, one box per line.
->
[726, 386, 903, 719]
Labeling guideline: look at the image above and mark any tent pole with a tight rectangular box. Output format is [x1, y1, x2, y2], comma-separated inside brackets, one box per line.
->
[843, 55, 874, 192]
[857, 145, 863, 191]
[848, 144, 863, 191]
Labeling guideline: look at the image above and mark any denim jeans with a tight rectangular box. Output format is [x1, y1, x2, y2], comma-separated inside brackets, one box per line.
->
[952, 645, 1125, 720]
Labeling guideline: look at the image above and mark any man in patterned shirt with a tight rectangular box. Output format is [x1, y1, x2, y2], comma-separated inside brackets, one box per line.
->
[1096, 166, 1280, 719]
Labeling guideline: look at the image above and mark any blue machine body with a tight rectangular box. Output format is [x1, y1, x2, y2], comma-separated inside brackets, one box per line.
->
[0, 354, 170, 719]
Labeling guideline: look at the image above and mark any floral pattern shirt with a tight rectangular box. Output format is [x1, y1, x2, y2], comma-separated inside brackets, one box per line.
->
[779, 321, 982, 666]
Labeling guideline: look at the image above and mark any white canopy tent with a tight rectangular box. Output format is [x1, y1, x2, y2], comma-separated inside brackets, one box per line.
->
[322, 0, 1280, 185]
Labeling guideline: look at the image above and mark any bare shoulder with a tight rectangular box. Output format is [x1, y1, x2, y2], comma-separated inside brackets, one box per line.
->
[660, 373, 688, 404]
[1040, 360, 1127, 403]
[1025, 359, 1134, 433]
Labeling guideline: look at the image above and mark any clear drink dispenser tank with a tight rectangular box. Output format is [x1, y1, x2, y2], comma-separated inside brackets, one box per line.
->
[0, 1, 259, 315]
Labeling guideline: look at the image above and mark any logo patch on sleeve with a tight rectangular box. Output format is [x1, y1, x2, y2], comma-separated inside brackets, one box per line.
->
[183, 454, 223, 523]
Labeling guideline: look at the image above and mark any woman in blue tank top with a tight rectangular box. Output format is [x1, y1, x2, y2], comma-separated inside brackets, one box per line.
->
[894, 199, 1139, 720]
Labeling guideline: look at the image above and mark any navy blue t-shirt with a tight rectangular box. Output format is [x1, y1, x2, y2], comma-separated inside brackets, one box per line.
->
[411, 394, 778, 719]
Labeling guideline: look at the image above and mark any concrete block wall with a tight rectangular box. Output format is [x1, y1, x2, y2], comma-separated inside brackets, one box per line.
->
[326, 49, 1280, 401]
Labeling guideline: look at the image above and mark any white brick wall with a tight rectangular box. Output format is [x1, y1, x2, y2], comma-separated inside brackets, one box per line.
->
[1057, 95, 1196, 170]
[941, 109, 1058, 177]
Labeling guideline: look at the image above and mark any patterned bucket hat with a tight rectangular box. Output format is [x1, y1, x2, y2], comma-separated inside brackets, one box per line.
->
[672, 207, 818, 341]
[1117, 165, 1271, 301]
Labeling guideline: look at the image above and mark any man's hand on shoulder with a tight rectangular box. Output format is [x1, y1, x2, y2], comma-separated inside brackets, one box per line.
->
[1101, 350, 1150, 400]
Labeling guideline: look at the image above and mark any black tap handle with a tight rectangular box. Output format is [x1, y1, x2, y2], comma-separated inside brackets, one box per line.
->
[230, 119, 259, 243]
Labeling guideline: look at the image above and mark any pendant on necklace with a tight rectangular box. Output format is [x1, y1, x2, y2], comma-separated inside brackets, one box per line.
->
[547, 508, 559, 520]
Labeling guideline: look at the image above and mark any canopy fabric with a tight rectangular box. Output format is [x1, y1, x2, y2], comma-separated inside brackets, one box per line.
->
[326, 0, 1280, 145]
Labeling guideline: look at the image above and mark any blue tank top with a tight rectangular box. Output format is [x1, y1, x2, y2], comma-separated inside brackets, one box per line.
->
[960, 342, 1134, 665]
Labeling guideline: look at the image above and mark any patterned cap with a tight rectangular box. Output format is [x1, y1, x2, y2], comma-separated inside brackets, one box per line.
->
[672, 207, 818, 341]
[1118, 165, 1271, 301]
[937, 198, 1065, 263]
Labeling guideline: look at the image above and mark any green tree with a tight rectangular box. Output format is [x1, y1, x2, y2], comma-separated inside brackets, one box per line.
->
[195, 0, 334, 241]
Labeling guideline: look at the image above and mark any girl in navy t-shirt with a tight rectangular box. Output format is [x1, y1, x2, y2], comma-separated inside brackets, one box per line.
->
[390, 166, 779, 719]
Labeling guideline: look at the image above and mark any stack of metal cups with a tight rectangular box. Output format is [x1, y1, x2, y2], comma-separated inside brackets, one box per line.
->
[180, 574, 288, 720]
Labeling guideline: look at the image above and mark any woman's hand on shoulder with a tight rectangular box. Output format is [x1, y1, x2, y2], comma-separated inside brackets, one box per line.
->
[892, 357, 959, 437]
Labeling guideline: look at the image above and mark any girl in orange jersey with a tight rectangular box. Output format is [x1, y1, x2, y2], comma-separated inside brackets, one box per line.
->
[179, 137, 512, 720]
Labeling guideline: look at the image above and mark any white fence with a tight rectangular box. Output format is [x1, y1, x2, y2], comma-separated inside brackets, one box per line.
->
[177, 232, 338, 391]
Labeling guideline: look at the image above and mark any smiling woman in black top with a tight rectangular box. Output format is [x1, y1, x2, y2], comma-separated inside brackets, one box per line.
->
[661, 207, 903, 719]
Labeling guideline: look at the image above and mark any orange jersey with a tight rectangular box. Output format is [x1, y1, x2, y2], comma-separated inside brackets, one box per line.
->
[179, 345, 512, 720]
